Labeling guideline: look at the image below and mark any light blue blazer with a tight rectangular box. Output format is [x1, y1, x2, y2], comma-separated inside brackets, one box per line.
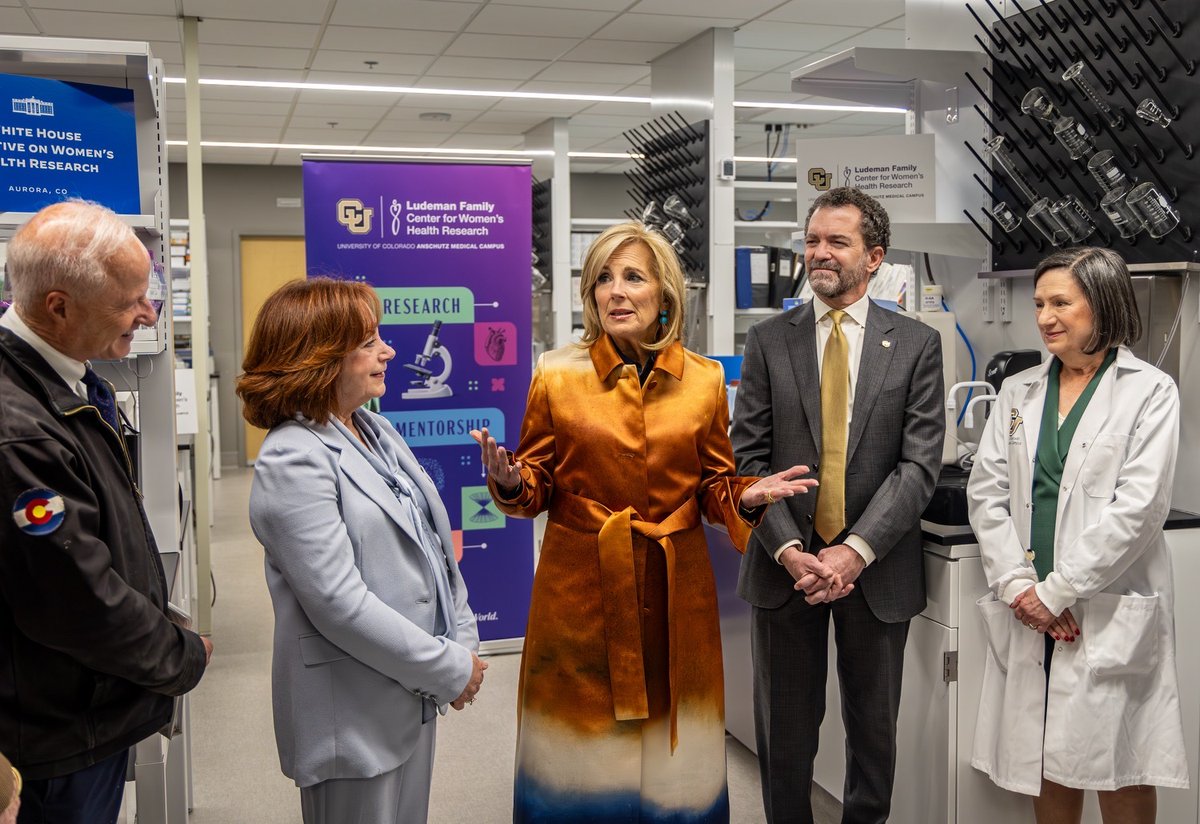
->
[249, 412, 478, 788]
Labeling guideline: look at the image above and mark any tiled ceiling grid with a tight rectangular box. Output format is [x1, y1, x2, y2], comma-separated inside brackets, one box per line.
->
[1, 0, 908, 171]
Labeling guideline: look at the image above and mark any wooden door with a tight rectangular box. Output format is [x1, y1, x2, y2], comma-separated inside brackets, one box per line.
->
[239, 236, 306, 464]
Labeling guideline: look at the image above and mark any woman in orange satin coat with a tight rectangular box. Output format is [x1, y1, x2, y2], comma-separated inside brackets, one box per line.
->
[474, 222, 824, 823]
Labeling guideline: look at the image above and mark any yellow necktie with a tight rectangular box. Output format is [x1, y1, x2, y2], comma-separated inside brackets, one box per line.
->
[815, 309, 849, 544]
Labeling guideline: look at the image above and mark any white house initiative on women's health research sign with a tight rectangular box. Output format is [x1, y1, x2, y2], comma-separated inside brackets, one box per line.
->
[798, 134, 936, 222]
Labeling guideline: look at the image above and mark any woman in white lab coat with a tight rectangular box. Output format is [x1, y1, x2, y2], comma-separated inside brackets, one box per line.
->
[967, 247, 1188, 823]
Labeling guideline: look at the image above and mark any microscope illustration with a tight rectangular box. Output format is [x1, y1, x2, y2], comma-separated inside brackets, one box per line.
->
[402, 320, 454, 400]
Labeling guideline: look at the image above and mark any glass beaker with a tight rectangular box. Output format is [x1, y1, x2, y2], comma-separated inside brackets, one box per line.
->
[1027, 197, 1071, 245]
[1050, 194, 1095, 242]
[1136, 98, 1172, 128]
[990, 201, 1022, 232]
[1126, 182, 1180, 238]
[1086, 150, 1128, 194]
[1020, 87, 1059, 123]
[1053, 117, 1095, 160]
[984, 135, 1040, 203]
[1099, 185, 1145, 239]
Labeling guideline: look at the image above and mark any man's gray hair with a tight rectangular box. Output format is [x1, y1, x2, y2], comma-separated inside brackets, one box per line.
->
[7, 200, 140, 309]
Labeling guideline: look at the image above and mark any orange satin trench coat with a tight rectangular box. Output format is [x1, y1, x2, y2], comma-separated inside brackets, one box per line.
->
[492, 335, 759, 819]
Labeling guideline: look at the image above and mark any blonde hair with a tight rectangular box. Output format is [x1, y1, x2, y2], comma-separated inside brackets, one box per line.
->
[576, 221, 685, 352]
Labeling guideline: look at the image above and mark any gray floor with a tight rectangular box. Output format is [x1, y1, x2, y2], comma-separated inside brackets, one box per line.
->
[182, 467, 839, 823]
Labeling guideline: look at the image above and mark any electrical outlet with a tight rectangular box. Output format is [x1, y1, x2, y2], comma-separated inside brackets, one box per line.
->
[997, 278, 1012, 323]
[981, 279, 994, 323]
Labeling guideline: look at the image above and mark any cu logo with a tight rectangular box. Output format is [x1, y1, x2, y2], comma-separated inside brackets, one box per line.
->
[336, 198, 374, 234]
[807, 168, 832, 191]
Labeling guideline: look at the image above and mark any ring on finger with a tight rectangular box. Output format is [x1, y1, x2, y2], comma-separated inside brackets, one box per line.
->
[764, 490, 776, 505]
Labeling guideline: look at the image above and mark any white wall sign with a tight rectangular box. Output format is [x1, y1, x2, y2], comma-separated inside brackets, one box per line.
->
[797, 134, 936, 223]
[175, 368, 198, 435]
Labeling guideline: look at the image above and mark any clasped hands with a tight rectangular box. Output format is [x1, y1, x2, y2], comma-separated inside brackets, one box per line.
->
[450, 652, 488, 711]
[1011, 586, 1080, 642]
[779, 544, 864, 605]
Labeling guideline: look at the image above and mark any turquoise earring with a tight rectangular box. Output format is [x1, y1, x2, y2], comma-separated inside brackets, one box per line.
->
[660, 307, 668, 325]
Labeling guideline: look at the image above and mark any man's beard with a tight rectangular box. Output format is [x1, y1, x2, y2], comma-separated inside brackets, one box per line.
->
[807, 256, 870, 301]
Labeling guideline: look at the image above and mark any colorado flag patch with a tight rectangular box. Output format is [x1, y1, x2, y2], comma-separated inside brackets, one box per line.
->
[13, 488, 66, 536]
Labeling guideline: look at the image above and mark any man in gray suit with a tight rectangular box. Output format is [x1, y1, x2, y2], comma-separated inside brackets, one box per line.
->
[731, 187, 945, 824]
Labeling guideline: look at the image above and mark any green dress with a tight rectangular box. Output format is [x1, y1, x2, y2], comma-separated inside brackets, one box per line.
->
[1029, 349, 1117, 581]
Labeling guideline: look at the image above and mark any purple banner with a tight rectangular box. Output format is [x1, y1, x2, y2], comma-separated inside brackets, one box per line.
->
[303, 159, 533, 643]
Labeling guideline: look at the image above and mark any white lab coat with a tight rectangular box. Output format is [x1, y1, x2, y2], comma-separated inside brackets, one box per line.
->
[967, 346, 1189, 795]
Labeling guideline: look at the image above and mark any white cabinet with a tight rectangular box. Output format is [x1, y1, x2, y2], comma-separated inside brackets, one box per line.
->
[710, 519, 1200, 823]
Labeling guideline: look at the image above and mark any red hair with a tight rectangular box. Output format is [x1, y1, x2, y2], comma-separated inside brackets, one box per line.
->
[237, 278, 382, 429]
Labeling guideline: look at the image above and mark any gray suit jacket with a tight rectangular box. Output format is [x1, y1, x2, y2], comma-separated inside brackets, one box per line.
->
[249, 412, 478, 788]
[732, 300, 945, 622]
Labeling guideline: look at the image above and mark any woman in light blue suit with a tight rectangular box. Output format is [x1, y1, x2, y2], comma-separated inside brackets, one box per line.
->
[238, 278, 485, 824]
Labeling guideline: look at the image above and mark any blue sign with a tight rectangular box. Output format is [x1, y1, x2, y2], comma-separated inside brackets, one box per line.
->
[0, 73, 140, 214]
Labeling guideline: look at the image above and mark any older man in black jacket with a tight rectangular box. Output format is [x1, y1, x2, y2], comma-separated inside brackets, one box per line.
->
[0, 200, 212, 823]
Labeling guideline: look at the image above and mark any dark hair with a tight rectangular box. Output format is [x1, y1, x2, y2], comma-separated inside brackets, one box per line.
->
[804, 187, 891, 253]
[1034, 247, 1142, 354]
[237, 277, 382, 429]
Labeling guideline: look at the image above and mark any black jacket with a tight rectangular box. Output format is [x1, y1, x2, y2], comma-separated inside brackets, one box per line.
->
[0, 325, 207, 780]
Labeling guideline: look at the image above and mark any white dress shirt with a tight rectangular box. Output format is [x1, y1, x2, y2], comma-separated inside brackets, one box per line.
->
[0, 306, 88, 399]
[775, 292, 877, 566]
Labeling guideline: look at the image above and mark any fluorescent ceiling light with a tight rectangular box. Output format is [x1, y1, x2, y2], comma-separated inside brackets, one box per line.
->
[166, 139, 549, 158]
[569, 151, 643, 159]
[164, 77, 651, 105]
[167, 140, 643, 160]
[734, 101, 906, 114]
[164, 76, 908, 114]
[733, 156, 798, 163]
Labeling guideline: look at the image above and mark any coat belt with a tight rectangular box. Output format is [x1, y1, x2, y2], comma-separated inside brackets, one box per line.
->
[552, 489, 700, 753]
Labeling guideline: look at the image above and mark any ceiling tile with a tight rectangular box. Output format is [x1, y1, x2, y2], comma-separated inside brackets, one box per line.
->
[147, 40, 183, 65]
[181, 0, 330, 23]
[197, 101, 293, 117]
[364, 129, 467, 144]
[516, 80, 634, 95]
[190, 107, 290, 124]
[291, 101, 394, 119]
[466, 4, 617, 37]
[444, 33, 579, 60]
[199, 128, 289, 143]
[200, 43, 311, 70]
[560, 38, 673, 64]
[197, 19, 321, 49]
[734, 21, 862, 51]
[438, 133, 523, 149]
[762, 0, 902, 26]
[374, 114, 477, 131]
[329, 0, 481, 31]
[592, 12, 742, 43]
[572, 101, 652, 118]
[735, 48, 803, 72]
[289, 115, 382, 130]
[531, 61, 648, 84]
[188, 66, 308, 82]
[456, 120, 541, 135]
[829, 27, 906, 50]
[424, 56, 549, 81]
[196, 89, 297, 107]
[489, 98, 591, 115]
[283, 127, 372, 143]
[318, 26, 455, 55]
[0, 8, 39, 33]
[734, 72, 794, 93]
[28, 9, 180, 40]
[411, 76, 523, 92]
[309, 50, 433, 74]
[27, 0, 165, 10]
[628, 0, 778, 18]
[495, 0, 630, 8]
[302, 71, 421, 87]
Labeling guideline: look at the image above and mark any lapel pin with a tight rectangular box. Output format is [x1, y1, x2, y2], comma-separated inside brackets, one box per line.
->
[881, 340, 891, 348]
